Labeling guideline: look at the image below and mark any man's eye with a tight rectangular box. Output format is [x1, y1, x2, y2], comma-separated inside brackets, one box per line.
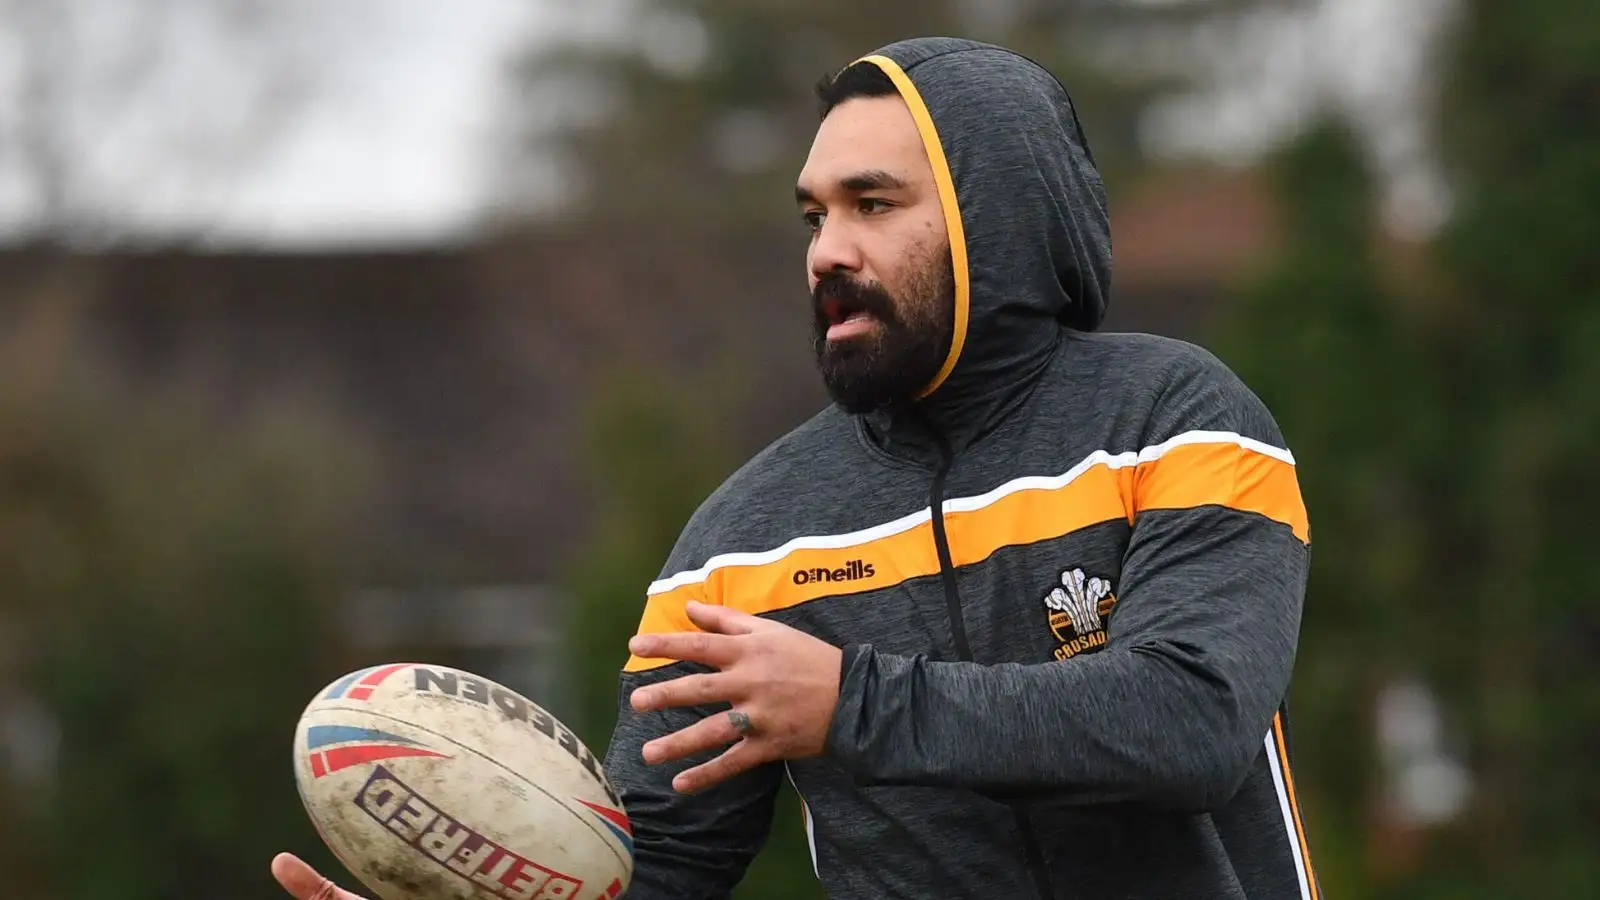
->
[858, 198, 893, 214]
[802, 210, 825, 231]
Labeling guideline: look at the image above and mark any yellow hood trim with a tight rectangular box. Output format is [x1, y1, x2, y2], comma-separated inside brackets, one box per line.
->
[856, 54, 970, 400]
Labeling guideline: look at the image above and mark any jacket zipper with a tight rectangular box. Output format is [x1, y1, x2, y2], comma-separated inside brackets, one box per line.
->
[926, 427, 1054, 900]
[927, 428, 971, 660]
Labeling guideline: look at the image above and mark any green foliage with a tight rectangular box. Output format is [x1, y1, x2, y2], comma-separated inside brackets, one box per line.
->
[1421, 0, 1600, 892]
[0, 294, 379, 899]
[521, 0, 960, 229]
[559, 368, 822, 898]
[1213, 0, 1600, 894]
[1211, 121, 1408, 898]
[557, 368, 739, 744]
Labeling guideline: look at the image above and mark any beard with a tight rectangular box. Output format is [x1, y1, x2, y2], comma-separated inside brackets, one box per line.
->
[810, 248, 956, 415]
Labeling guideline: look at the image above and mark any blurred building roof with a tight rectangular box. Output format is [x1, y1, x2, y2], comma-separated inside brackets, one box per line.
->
[1111, 166, 1279, 296]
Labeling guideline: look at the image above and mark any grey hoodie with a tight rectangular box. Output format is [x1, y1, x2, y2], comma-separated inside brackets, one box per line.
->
[605, 37, 1320, 900]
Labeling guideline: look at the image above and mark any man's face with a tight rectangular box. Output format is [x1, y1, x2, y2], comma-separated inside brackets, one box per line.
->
[795, 94, 954, 414]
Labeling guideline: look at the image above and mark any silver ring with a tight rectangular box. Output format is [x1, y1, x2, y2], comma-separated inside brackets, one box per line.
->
[727, 710, 755, 736]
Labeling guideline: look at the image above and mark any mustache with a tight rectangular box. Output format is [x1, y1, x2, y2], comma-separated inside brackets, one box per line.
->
[812, 273, 896, 321]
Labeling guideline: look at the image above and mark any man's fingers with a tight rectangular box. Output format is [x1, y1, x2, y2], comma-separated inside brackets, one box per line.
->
[271, 853, 364, 900]
[672, 737, 768, 794]
[684, 600, 761, 635]
[631, 672, 739, 713]
[641, 708, 745, 764]
[626, 603, 769, 668]
[628, 629, 741, 668]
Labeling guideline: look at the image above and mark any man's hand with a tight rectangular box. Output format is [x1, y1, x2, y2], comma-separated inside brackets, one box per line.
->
[272, 853, 366, 900]
[628, 600, 843, 795]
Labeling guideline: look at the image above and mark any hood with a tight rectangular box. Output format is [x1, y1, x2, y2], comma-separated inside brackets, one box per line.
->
[855, 38, 1112, 454]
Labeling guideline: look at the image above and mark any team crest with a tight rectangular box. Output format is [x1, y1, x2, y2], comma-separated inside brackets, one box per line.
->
[1044, 568, 1117, 660]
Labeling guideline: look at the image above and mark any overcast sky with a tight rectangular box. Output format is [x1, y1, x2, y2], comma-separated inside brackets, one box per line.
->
[0, 0, 561, 247]
[216, 0, 545, 246]
[0, 0, 1456, 248]
[1131, 0, 1458, 238]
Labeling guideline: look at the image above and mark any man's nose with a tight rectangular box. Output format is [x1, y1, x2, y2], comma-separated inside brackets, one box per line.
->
[809, 219, 863, 281]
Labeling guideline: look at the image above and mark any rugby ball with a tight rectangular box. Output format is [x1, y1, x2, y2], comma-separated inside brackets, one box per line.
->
[293, 663, 633, 900]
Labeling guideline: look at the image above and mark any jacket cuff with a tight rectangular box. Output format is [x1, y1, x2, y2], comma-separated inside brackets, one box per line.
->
[824, 643, 872, 764]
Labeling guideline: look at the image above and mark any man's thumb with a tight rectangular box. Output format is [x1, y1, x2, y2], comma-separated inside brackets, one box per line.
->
[272, 853, 352, 900]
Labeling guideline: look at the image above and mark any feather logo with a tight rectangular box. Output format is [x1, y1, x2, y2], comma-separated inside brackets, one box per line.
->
[1043, 568, 1118, 660]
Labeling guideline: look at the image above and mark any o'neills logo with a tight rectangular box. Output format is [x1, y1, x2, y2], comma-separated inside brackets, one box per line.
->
[792, 559, 875, 585]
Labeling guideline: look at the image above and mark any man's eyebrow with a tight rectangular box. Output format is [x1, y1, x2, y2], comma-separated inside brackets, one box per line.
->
[840, 170, 908, 192]
[794, 170, 909, 204]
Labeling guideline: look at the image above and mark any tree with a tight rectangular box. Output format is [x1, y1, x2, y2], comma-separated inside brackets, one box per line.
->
[1209, 118, 1444, 898]
[1417, 0, 1600, 893]
[0, 294, 380, 899]
[1214, 0, 1600, 895]
[559, 368, 823, 898]
[499, 0, 1174, 230]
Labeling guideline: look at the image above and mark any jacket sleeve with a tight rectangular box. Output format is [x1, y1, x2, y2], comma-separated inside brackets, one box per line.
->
[823, 351, 1312, 812]
[605, 583, 784, 898]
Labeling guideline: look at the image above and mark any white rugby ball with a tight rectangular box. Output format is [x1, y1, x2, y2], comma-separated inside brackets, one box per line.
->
[293, 663, 633, 900]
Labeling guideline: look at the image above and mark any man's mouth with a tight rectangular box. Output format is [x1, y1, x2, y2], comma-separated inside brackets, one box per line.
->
[822, 299, 877, 340]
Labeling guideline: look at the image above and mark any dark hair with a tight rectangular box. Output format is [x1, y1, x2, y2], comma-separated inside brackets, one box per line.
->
[814, 61, 898, 118]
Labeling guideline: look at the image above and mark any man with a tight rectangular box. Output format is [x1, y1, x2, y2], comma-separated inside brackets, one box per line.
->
[273, 36, 1318, 900]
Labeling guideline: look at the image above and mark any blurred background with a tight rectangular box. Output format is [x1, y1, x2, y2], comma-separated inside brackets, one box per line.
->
[0, 0, 1594, 897]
